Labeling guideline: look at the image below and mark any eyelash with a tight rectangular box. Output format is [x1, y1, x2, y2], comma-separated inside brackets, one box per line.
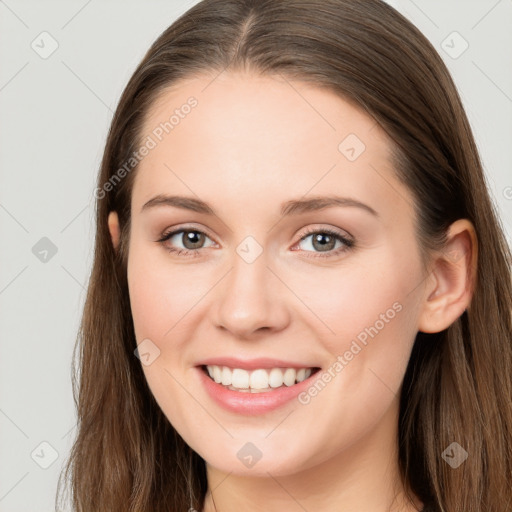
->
[156, 226, 355, 259]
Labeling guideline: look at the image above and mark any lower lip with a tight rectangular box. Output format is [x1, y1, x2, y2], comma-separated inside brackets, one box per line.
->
[197, 366, 320, 415]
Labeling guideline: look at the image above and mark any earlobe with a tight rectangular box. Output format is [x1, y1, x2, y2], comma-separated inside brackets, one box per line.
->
[108, 211, 121, 251]
[418, 219, 477, 334]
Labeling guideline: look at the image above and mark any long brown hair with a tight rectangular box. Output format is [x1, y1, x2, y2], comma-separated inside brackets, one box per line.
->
[56, 1, 512, 511]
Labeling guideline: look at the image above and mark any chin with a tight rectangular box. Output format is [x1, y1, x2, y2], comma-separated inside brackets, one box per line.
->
[195, 437, 319, 478]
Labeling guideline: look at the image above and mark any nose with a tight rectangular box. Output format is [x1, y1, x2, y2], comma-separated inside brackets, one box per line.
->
[212, 249, 290, 340]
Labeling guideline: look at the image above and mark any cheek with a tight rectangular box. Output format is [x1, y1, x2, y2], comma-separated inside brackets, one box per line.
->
[287, 249, 418, 342]
[127, 264, 168, 343]
[290, 249, 422, 396]
[289, 270, 419, 459]
[127, 242, 206, 343]
[127, 245, 205, 430]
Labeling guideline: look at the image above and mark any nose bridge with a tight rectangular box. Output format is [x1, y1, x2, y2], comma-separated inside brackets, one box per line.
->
[213, 239, 289, 337]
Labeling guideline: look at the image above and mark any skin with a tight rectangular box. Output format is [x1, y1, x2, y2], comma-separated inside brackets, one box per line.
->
[108, 72, 476, 512]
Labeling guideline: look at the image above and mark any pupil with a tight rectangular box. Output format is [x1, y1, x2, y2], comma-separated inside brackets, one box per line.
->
[184, 231, 204, 249]
[313, 233, 335, 252]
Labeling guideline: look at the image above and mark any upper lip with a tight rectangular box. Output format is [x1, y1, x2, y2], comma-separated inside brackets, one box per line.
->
[196, 357, 319, 371]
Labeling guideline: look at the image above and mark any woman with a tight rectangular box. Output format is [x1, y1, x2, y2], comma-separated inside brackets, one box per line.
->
[56, 1, 512, 511]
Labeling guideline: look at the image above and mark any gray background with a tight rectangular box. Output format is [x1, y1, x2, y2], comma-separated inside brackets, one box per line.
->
[0, 1, 511, 510]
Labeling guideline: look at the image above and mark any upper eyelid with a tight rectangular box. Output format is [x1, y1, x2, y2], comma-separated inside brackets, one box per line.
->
[159, 225, 216, 243]
[299, 225, 353, 240]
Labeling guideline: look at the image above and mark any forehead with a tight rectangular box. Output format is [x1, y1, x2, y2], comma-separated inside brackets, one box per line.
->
[132, 72, 409, 219]
[142, 71, 385, 156]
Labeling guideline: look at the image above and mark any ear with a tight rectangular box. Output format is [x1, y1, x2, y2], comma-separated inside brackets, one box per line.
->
[108, 211, 120, 251]
[418, 219, 478, 333]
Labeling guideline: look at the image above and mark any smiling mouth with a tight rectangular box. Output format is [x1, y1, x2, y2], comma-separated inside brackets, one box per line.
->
[201, 365, 321, 393]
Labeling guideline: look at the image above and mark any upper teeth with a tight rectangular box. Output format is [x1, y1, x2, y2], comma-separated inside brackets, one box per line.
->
[206, 365, 312, 390]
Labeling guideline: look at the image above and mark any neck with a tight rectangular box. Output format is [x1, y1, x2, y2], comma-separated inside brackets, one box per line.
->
[201, 398, 423, 512]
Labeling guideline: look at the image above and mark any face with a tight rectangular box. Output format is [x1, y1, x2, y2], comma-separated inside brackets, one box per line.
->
[123, 72, 428, 477]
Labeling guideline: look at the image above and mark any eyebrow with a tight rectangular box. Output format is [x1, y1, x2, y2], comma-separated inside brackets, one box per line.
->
[141, 194, 379, 217]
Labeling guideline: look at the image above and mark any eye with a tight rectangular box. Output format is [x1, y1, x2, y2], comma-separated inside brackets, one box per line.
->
[157, 225, 354, 259]
[294, 227, 354, 259]
[157, 227, 216, 257]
